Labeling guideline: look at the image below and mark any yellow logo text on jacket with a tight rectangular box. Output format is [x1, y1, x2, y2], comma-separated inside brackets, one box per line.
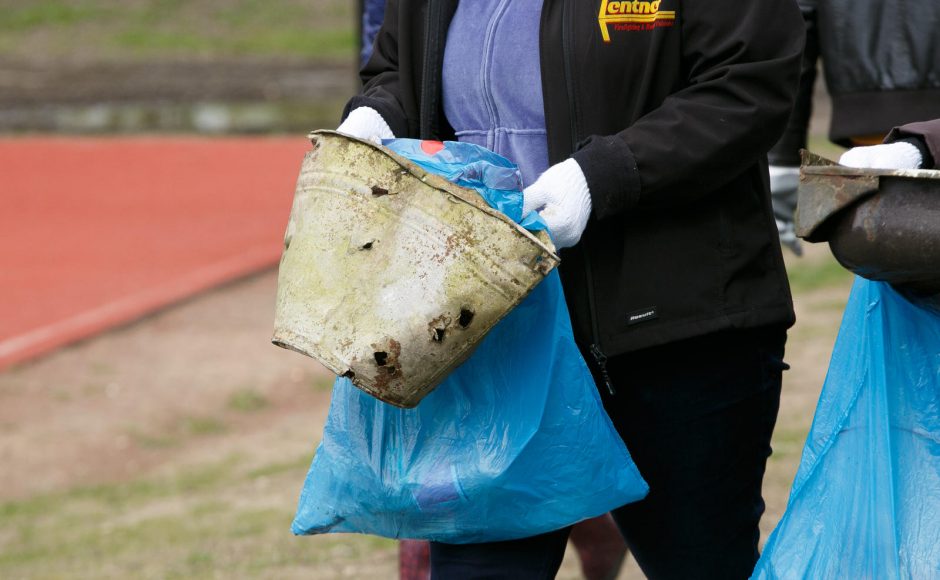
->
[598, 0, 676, 42]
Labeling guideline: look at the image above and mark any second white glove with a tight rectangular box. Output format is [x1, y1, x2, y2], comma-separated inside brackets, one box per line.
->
[336, 106, 395, 144]
[839, 142, 923, 170]
[522, 158, 592, 249]
[769, 165, 802, 256]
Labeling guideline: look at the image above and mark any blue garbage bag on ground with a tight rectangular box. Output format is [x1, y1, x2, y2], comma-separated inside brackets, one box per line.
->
[291, 139, 648, 543]
[752, 277, 940, 579]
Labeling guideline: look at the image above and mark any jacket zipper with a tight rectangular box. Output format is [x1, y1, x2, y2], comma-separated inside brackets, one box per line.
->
[479, 0, 513, 150]
[561, 0, 614, 395]
[561, 0, 579, 154]
[589, 342, 614, 395]
[584, 240, 615, 395]
[420, 0, 441, 138]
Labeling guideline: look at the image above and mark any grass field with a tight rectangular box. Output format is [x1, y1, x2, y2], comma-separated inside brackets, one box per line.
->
[0, 0, 355, 61]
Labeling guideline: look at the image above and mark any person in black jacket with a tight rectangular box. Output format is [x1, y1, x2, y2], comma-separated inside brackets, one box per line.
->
[360, 6, 633, 578]
[337, 0, 803, 578]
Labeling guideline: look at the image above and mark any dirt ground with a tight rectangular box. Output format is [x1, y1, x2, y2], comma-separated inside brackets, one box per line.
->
[0, 242, 854, 579]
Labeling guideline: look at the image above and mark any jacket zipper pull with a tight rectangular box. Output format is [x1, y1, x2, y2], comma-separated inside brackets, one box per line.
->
[589, 344, 615, 395]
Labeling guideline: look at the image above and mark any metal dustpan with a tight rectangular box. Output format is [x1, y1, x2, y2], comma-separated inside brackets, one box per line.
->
[272, 131, 560, 408]
[796, 150, 940, 298]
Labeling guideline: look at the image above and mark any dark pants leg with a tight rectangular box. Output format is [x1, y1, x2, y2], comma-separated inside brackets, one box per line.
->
[429, 526, 570, 580]
[599, 326, 787, 580]
[429, 325, 787, 580]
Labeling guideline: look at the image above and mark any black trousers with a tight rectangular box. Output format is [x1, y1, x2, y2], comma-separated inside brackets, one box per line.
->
[430, 325, 788, 580]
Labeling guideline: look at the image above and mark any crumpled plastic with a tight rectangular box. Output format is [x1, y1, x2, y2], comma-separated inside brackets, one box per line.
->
[752, 277, 940, 579]
[291, 139, 648, 543]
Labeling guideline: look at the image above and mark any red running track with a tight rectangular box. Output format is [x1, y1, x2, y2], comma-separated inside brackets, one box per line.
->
[0, 136, 311, 370]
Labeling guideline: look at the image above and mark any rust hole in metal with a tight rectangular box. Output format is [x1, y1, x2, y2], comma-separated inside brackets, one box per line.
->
[374, 351, 388, 366]
[361, 241, 374, 250]
[341, 370, 355, 379]
[386, 366, 397, 375]
[458, 308, 475, 328]
[427, 314, 451, 342]
[371, 185, 389, 197]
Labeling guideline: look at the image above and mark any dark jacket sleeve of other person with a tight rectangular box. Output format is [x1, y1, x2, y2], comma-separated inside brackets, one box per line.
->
[343, 0, 804, 356]
[886, 119, 940, 169]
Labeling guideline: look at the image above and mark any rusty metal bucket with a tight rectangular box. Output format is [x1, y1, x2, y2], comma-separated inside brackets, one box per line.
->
[272, 131, 560, 408]
[796, 150, 940, 304]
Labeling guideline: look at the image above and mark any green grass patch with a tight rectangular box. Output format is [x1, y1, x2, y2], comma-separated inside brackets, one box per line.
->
[311, 376, 335, 392]
[180, 415, 227, 436]
[0, 0, 355, 61]
[246, 455, 311, 480]
[769, 426, 810, 462]
[0, 2, 110, 31]
[0, 456, 240, 532]
[228, 388, 269, 413]
[111, 27, 354, 59]
[0, 450, 396, 579]
[785, 254, 853, 294]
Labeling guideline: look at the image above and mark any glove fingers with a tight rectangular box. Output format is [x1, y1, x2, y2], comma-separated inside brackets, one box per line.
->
[336, 107, 395, 143]
[838, 148, 872, 168]
[839, 142, 922, 169]
[541, 204, 575, 249]
[522, 185, 549, 215]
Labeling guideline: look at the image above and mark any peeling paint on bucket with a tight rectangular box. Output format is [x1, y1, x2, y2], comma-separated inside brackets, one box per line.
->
[273, 131, 559, 408]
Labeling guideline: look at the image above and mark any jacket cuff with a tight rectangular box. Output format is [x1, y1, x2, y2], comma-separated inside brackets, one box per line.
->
[895, 137, 933, 169]
[886, 135, 935, 169]
[344, 95, 410, 139]
[571, 135, 642, 220]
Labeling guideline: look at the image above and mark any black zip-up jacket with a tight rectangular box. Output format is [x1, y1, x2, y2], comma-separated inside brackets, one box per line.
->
[346, 0, 803, 359]
[771, 0, 940, 164]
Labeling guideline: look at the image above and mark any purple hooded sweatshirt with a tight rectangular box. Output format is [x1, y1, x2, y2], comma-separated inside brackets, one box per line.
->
[442, 0, 549, 187]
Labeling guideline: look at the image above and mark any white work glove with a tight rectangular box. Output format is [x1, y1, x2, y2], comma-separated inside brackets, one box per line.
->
[522, 158, 592, 249]
[336, 106, 395, 144]
[769, 165, 802, 256]
[839, 141, 923, 170]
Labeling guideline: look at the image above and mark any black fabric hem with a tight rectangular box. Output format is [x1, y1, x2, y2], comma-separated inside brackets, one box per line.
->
[885, 120, 940, 169]
[892, 137, 934, 169]
[598, 304, 796, 359]
[572, 135, 641, 220]
[829, 89, 940, 147]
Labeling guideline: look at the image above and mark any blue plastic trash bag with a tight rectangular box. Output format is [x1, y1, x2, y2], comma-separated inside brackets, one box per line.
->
[752, 277, 940, 579]
[292, 139, 648, 543]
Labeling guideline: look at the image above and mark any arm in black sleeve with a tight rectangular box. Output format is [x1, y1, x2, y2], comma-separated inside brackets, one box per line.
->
[768, 0, 819, 166]
[885, 119, 940, 169]
[573, 0, 805, 219]
[342, 0, 410, 137]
